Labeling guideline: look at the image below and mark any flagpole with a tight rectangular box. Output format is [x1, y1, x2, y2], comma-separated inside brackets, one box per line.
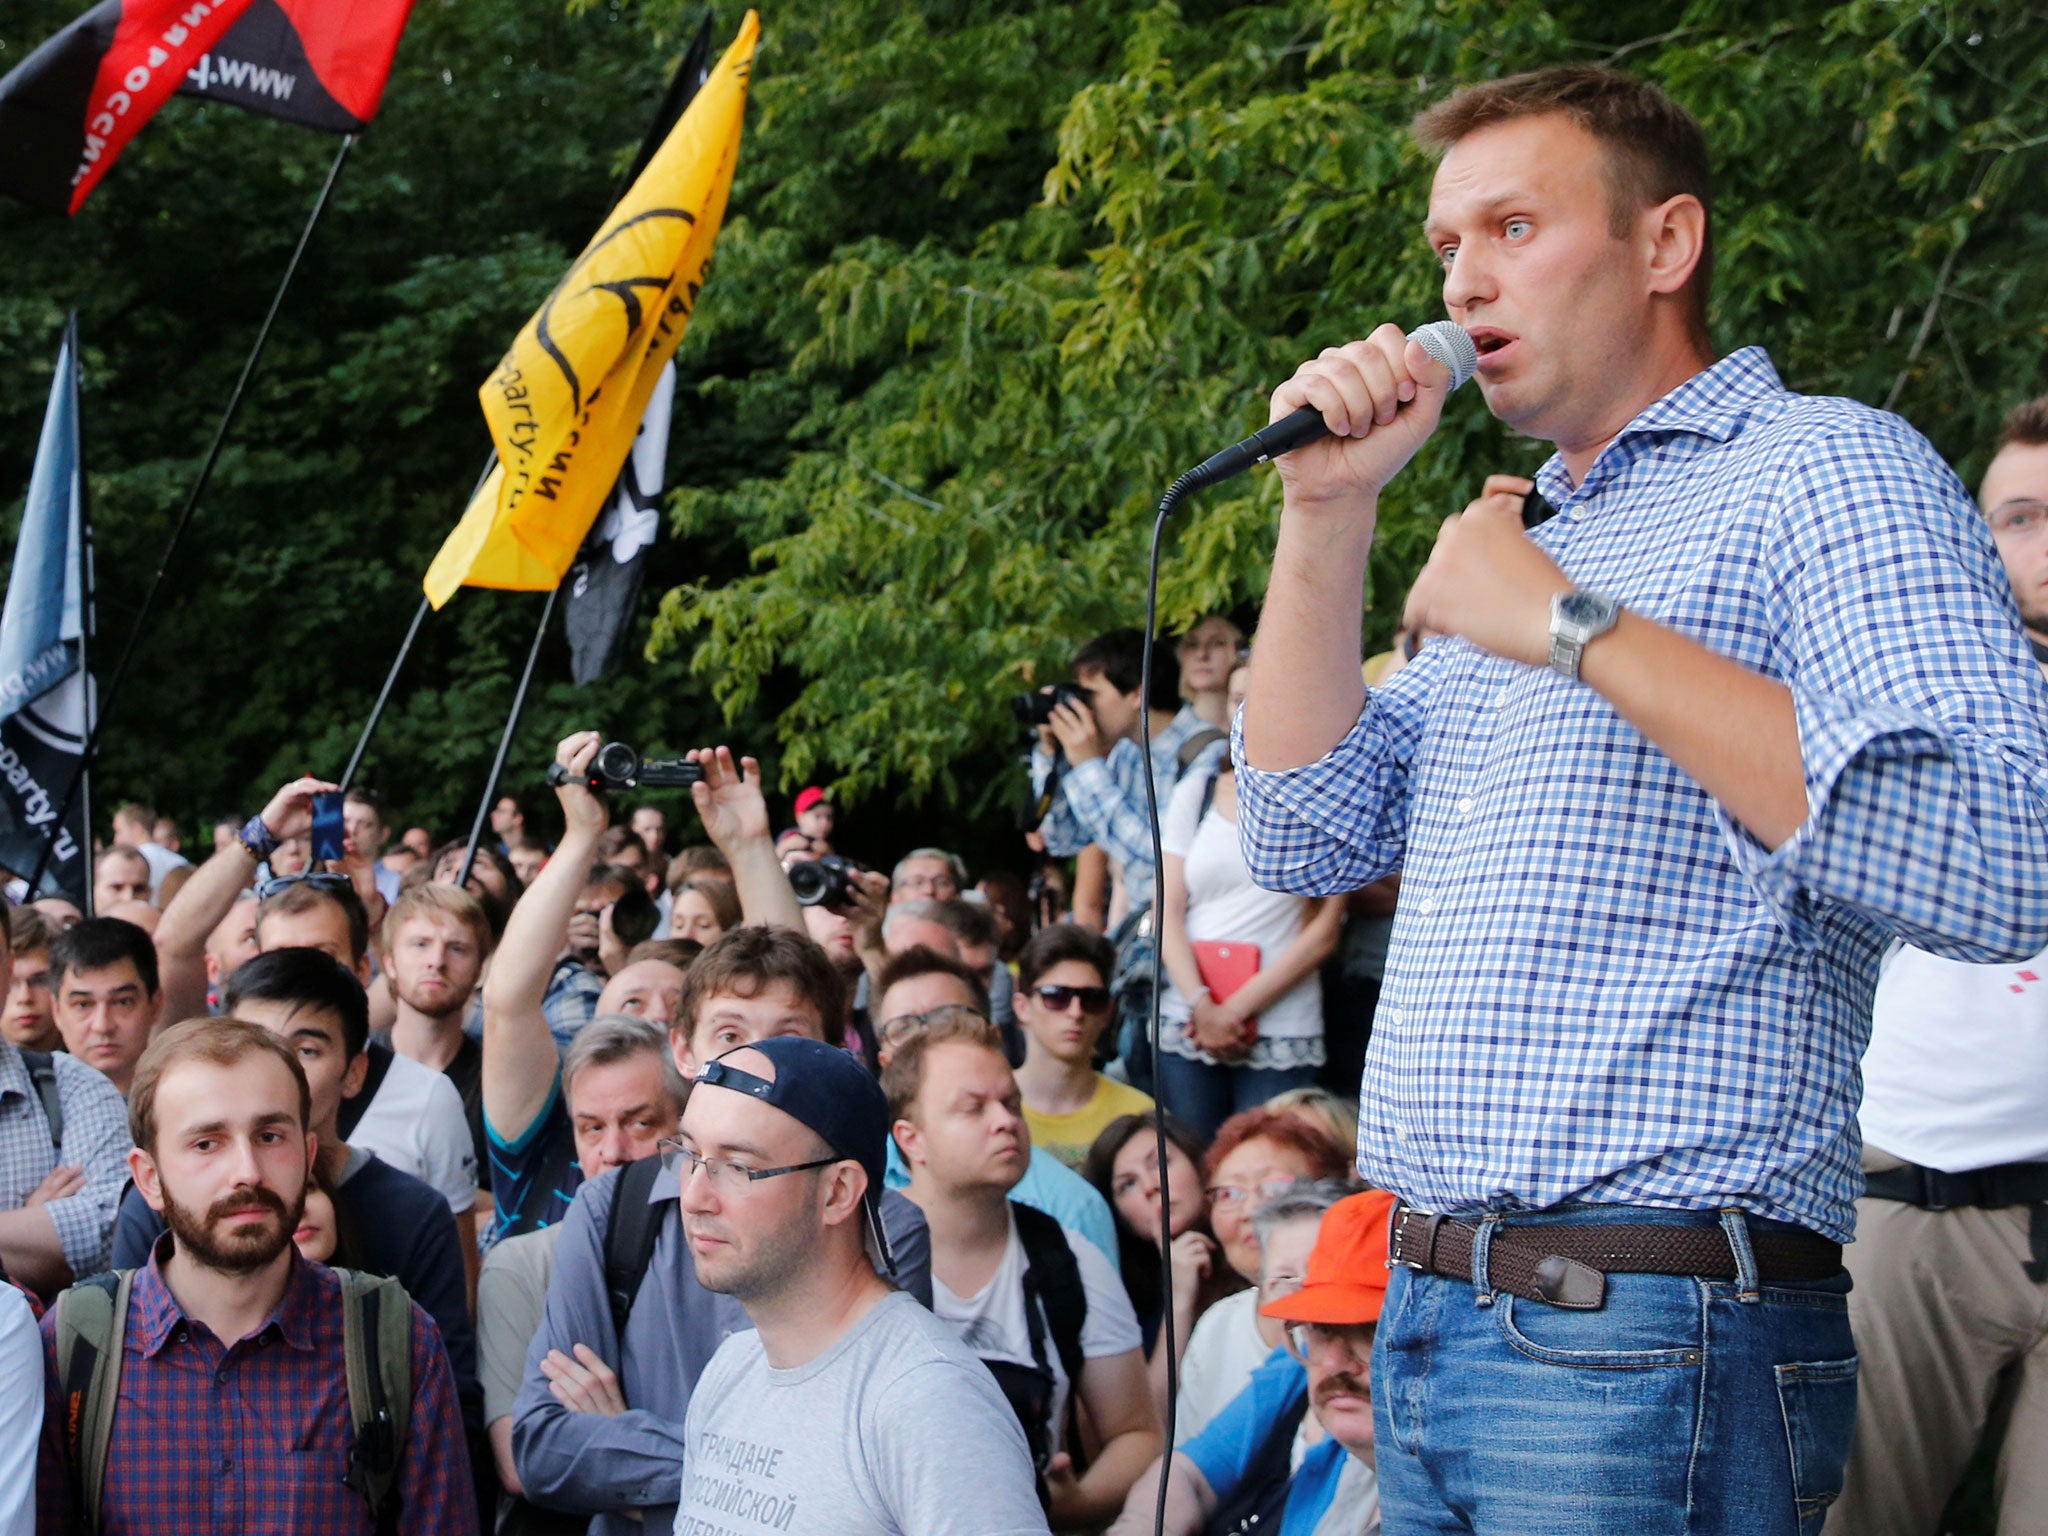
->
[71, 310, 94, 909]
[33, 134, 357, 893]
[338, 452, 498, 795]
[457, 584, 558, 887]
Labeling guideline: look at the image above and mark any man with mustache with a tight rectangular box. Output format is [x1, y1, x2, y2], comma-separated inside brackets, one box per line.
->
[34, 1016, 475, 1534]
[1106, 1187, 1394, 1535]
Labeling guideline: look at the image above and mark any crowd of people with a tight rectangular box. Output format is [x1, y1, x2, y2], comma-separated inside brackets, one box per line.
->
[2, 61, 2046, 1536]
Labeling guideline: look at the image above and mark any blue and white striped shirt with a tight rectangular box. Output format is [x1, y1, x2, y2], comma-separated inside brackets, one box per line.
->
[1234, 349, 2048, 1241]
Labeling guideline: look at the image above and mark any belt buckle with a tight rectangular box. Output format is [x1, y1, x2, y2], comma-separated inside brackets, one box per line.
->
[1389, 1208, 1445, 1271]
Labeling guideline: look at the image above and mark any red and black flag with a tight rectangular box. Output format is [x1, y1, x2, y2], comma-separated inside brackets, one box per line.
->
[0, 0, 413, 215]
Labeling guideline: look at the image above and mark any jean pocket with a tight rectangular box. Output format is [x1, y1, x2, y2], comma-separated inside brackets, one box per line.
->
[1497, 1289, 1703, 1370]
[1774, 1355, 1858, 1535]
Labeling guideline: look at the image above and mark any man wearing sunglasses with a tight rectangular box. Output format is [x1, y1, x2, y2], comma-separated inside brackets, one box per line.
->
[673, 1034, 1049, 1535]
[1013, 925, 1154, 1169]
[1108, 1187, 1395, 1536]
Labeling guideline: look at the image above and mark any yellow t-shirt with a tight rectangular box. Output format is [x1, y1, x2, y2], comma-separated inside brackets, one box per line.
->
[1026, 1076, 1157, 1168]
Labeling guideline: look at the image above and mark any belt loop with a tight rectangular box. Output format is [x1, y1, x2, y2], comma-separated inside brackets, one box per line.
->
[1471, 1215, 1499, 1309]
[1719, 1209, 1760, 1302]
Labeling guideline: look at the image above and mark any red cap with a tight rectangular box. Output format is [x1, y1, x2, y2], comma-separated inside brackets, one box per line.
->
[1259, 1188, 1396, 1326]
[794, 786, 829, 816]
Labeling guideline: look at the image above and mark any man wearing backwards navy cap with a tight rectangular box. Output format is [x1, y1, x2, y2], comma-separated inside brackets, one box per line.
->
[670, 1036, 1049, 1535]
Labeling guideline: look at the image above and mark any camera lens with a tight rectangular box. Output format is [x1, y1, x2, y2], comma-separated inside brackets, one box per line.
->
[787, 860, 831, 906]
[593, 742, 640, 788]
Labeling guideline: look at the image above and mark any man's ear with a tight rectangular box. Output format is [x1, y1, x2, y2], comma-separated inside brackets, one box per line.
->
[340, 1048, 370, 1101]
[130, 1147, 166, 1214]
[822, 1162, 867, 1228]
[670, 1027, 695, 1081]
[891, 1117, 923, 1171]
[1641, 193, 1707, 299]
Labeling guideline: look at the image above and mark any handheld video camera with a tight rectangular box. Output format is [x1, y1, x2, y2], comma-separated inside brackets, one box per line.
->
[787, 854, 864, 911]
[1009, 682, 1085, 729]
[547, 742, 705, 793]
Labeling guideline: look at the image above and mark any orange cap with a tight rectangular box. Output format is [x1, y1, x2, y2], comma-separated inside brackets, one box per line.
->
[1259, 1188, 1396, 1326]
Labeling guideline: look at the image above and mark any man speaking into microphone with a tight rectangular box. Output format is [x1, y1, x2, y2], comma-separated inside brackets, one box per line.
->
[1230, 66, 2048, 1535]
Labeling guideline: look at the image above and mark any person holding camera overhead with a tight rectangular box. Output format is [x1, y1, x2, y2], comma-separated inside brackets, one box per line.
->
[1027, 628, 1231, 1081]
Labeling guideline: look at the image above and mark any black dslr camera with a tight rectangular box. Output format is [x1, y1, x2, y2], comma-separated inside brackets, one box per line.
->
[547, 742, 704, 793]
[1009, 682, 1085, 729]
[787, 854, 863, 911]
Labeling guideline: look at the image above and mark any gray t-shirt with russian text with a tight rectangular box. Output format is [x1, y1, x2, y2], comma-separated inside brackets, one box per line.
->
[672, 1290, 1048, 1536]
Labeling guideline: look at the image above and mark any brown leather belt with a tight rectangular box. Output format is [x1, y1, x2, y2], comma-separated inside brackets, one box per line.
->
[1388, 1208, 1843, 1310]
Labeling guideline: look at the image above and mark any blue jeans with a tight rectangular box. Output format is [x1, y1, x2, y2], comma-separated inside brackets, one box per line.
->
[1153, 1050, 1320, 1141]
[1374, 1206, 1858, 1536]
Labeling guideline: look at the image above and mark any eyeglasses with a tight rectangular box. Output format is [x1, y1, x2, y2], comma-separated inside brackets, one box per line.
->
[1033, 984, 1111, 1015]
[1204, 1176, 1303, 1210]
[876, 1004, 993, 1047]
[1989, 499, 2048, 539]
[1283, 1320, 1375, 1364]
[658, 1139, 842, 1193]
[895, 873, 957, 896]
[256, 871, 353, 900]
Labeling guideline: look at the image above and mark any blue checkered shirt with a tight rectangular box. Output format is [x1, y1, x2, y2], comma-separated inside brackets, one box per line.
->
[1233, 349, 2048, 1242]
[1034, 703, 1226, 908]
[0, 1040, 131, 1282]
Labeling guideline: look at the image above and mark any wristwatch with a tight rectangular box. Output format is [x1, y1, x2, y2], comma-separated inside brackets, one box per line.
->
[1548, 590, 1621, 682]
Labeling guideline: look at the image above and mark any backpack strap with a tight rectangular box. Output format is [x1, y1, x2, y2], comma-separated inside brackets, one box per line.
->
[1012, 1203, 1087, 1391]
[336, 1267, 413, 1532]
[1175, 727, 1226, 775]
[20, 1049, 62, 1150]
[604, 1154, 668, 1340]
[53, 1268, 133, 1535]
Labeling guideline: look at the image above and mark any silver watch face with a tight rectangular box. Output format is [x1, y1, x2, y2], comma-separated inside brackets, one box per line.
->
[1556, 591, 1614, 629]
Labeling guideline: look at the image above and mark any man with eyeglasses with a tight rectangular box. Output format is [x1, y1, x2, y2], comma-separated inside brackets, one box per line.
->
[891, 847, 966, 904]
[673, 1034, 1050, 1535]
[1828, 398, 2048, 1536]
[874, 946, 1121, 1269]
[1013, 924, 1155, 1168]
[1108, 1187, 1394, 1536]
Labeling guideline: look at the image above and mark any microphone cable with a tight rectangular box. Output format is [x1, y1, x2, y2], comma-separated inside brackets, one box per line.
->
[1134, 466, 1204, 1536]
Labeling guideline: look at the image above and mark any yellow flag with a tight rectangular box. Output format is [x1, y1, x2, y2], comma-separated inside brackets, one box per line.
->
[424, 11, 759, 608]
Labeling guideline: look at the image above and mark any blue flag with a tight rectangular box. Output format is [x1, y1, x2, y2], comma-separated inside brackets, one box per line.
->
[0, 318, 92, 904]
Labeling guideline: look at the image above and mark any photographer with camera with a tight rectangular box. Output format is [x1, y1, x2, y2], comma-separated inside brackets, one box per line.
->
[1026, 629, 1228, 1082]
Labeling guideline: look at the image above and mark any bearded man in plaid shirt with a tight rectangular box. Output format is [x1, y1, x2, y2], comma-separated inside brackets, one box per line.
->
[36, 1018, 474, 1535]
[1234, 66, 2048, 1536]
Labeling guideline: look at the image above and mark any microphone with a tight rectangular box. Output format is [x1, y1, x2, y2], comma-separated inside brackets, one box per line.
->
[1184, 321, 1480, 489]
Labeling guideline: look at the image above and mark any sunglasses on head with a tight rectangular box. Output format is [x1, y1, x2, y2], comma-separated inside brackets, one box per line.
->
[257, 871, 353, 901]
[1033, 983, 1111, 1014]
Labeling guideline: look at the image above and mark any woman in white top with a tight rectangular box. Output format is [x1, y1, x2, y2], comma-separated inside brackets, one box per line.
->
[1156, 662, 1344, 1138]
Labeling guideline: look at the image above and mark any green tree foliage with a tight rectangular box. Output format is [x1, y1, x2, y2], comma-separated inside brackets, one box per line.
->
[644, 0, 2048, 835]
[3, 0, 2046, 875]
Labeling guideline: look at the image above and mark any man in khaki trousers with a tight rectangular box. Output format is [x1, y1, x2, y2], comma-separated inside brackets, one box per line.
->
[1827, 398, 2048, 1535]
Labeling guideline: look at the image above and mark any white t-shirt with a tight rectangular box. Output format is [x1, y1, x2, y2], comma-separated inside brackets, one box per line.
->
[1860, 940, 2048, 1171]
[136, 841, 190, 900]
[1159, 770, 1322, 1038]
[0, 1284, 37, 1536]
[347, 1050, 478, 1212]
[1174, 1288, 1276, 1445]
[930, 1208, 1142, 1454]
[674, 1290, 1049, 1536]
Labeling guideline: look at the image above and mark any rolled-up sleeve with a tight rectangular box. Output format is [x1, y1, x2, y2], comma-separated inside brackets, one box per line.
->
[48, 1057, 132, 1278]
[1233, 655, 1434, 897]
[1720, 419, 2048, 959]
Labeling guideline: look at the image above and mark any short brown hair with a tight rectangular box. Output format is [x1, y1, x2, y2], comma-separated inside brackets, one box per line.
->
[624, 938, 703, 971]
[130, 1017, 311, 1156]
[1412, 66, 1713, 330]
[669, 845, 732, 891]
[257, 878, 371, 964]
[882, 1017, 1007, 1126]
[1017, 922, 1115, 994]
[0, 905, 43, 956]
[677, 926, 846, 1046]
[1997, 397, 2048, 454]
[874, 945, 990, 1020]
[379, 881, 494, 961]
